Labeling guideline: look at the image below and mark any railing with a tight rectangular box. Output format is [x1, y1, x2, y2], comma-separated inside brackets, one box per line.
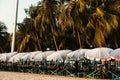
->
[86, 70, 101, 79]
[108, 70, 120, 80]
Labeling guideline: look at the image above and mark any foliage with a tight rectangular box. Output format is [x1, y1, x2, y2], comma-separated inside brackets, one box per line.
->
[0, 22, 10, 53]
[5, 0, 120, 52]
[16, 18, 41, 52]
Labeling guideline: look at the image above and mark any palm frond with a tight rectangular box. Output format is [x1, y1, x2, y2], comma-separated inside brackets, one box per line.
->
[96, 7, 104, 17]
[18, 34, 31, 52]
[94, 28, 106, 47]
[110, 15, 118, 29]
[77, 0, 86, 12]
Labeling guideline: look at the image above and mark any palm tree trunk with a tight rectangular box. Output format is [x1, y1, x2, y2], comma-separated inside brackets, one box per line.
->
[35, 32, 42, 51]
[51, 26, 58, 51]
[53, 34, 58, 51]
[73, 26, 75, 37]
[77, 31, 82, 48]
[37, 35, 42, 51]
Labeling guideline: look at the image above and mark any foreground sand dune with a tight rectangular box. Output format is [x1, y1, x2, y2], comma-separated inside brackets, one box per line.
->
[0, 71, 110, 80]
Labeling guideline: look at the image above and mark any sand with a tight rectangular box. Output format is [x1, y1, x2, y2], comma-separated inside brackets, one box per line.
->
[0, 71, 111, 80]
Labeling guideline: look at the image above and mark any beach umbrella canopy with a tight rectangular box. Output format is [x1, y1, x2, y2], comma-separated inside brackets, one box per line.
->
[85, 47, 113, 61]
[47, 50, 72, 62]
[110, 48, 120, 61]
[0, 52, 17, 62]
[20, 53, 31, 61]
[28, 51, 42, 61]
[21, 51, 41, 61]
[67, 49, 89, 60]
[9, 53, 27, 63]
[7, 52, 17, 58]
[34, 51, 55, 62]
[0, 53, 8, 61]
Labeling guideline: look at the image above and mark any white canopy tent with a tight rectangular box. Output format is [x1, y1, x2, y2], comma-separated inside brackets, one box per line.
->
[21, 51, 41, 61]
[28, 51, 42, 61]
[0, 52, 17, 62]
[34, 51, 55, 62]
[8, 53, 27, 63]
[67, 49, 89, 60]
[85, 47, 113, 61]
[0, 53, 9, 61]
[110, 48, 120, 61]
[20, 53, 31, 62]
[47, 50, 72, 62]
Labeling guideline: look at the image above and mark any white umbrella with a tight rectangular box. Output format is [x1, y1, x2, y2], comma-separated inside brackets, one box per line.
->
[0, 53, 8, 61]
[47, 50, 72, 62]
[34, 51, 54, 62]
[85, 47, 113, 61]
[67, 49, 89, 60]
[20, 53, 31, 61]
[8, 53, 27, 63]
[0, 52, 17, 62]
[28, 51, 42, 61]
[7, 52, 17, 58]
[110, 48, 120, 61]
[20, 51, 41, 61]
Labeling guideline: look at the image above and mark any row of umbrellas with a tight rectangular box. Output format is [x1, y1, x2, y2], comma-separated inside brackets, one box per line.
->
[0, 47, 120, 63]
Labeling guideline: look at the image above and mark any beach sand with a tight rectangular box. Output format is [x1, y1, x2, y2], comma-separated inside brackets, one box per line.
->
[0, 71, 111, 80]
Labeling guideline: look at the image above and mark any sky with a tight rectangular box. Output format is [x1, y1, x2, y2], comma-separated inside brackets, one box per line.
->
[0, 0, 40, 33]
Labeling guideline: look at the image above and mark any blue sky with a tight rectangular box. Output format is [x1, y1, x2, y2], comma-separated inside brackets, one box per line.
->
[0, 0, 40, 33]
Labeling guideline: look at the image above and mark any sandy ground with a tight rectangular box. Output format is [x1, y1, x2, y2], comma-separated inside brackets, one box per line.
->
[0, 71, 111, 80]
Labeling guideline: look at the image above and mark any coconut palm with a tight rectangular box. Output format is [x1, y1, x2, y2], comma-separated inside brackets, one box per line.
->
[15, 0, 120, 51]
[59, 0, 87, 48]
[0, 21, 10, 52]
[103, 0, 120, 48]
[85, 0, 120, 47]
[34, 0, 59, 50]
[59, 0, 120, 48]
[16, 18, 41, 52]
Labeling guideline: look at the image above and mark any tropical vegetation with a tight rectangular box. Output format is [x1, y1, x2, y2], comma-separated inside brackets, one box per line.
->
[0, 21, 10, 53]
[1, 0, 120, 52]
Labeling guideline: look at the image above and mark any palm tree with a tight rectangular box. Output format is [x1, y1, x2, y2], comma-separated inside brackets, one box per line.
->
[34, 0, 59, 50]
[16, 18, 41, 52]
[14, 0, 120, 51]
[59, 0, 120, 48]
[59, 0, 86, 48]
[103, 0, 120, 48]
[85, 0, 119, 47]
[0, 21, 10, 53]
